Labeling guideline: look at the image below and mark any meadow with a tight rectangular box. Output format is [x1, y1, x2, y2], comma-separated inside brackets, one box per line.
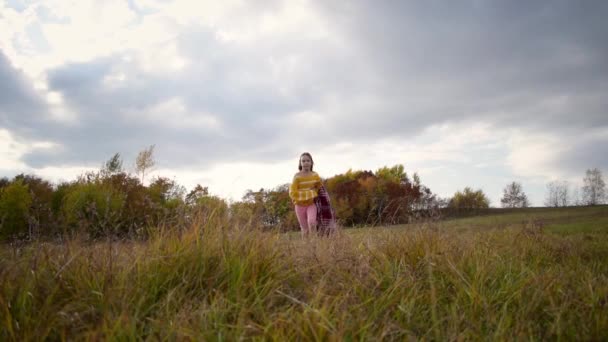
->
[1, 206, 607, 340]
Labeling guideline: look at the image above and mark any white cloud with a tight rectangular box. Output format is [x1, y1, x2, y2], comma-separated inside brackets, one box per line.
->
[38, 2, 136, 63]
[123, 97, 222, 131]
[45, 90, 62, 104]
[135, 40, 189, 73]
[155, 159, 296, 201]
[0, 129, 29, 170]
[23, 165, 98, 184]
[136, 0, 236, 25]
[2, 1, 607, 207]
[506, 131, 563, 180]
[134, 0, 331, 42]
[143, 122, 509, 201]
[0, 2, 40, 66]
[0, 128, 58, 170]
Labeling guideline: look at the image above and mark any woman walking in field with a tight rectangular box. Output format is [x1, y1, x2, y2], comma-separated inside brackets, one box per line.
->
[289, 152, 336, 238]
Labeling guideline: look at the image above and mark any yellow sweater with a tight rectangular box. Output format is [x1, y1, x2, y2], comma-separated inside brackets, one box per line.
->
[289, 172, 322, 206]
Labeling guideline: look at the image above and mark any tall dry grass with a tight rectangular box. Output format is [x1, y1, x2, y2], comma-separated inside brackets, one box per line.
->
[1, 212, 607, 340]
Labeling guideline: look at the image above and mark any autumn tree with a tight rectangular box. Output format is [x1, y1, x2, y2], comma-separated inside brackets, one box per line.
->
[582, 168, 606, 205]
[500, 181, 529, 208]
[323, 165, 435, 226]
[135, 145, 156, 184]
[100, 171, 149, 234]
[448, 187, 490, 209]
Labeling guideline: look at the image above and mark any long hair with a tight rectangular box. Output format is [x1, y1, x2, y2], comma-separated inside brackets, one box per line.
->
[298, 152, 314, 171]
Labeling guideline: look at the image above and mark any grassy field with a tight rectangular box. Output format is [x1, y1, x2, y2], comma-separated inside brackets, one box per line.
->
[1, 206, 607, 340]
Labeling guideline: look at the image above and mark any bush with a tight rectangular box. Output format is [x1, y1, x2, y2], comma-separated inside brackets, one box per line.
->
[448, 187, 490, 209]
[100, 172, 149, 235]
[62, 182, 126, 237]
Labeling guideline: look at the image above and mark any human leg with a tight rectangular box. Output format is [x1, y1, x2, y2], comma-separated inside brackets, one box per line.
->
[294, 205, 310, 237]
[306, 204, 317, 234]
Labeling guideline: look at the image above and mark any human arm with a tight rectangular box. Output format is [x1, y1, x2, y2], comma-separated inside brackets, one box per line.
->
[289, 174, 298, 203]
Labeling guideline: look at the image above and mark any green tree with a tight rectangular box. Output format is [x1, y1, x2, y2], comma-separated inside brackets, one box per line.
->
[264, 184, 296, 229]
[500, 182, 530, 208]
[375, 164, 409, 184]
[148, 177, 185, 206]
[186, 184, 228, 224]
[449, 187, 490, 209]
[13, 174, 55, 238]
[0, 180, 32, 240]
[186, 184, 209, 206]
[52, 181, 75, 216]
[0, 177, 9, 189]
[102, 152, 123, 175]
[147, 177, 186, 226]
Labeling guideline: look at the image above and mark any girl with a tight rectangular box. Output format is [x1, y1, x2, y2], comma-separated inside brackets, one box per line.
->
[289, 152, 322, 238]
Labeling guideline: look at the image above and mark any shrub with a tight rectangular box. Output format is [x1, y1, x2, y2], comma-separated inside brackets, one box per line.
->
[62, 182, 126, 237]
[448, 187, 490, 209]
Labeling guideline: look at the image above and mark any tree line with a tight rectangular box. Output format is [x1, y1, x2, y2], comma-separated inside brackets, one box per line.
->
[1, 147, 605, 242]
[456, 168, 607, 211]
[543, 168, 606, 207]
[0, 149, 442, 241]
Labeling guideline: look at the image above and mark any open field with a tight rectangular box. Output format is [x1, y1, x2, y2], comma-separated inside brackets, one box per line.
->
[1, 206, 607, 340]
[365, 205, 608, 235]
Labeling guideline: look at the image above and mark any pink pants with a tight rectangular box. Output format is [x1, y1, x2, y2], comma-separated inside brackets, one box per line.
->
[295, 204, 317, 232]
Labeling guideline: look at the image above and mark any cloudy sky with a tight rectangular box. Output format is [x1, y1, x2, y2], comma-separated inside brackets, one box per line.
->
[1, 0, 607, 206]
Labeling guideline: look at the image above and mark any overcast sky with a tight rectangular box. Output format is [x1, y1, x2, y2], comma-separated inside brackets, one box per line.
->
[1, 0, 607, 206]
